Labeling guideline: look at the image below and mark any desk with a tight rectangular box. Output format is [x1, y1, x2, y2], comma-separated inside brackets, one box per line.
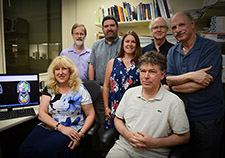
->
[0, 105, 39, 158]
[0, 105, 39, 132]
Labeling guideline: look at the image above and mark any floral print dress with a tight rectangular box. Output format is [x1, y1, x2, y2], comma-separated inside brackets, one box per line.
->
[104, 57, 140, 130]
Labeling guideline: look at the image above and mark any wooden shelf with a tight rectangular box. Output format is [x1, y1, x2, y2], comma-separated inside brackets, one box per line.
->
[95, 20, 151, 28]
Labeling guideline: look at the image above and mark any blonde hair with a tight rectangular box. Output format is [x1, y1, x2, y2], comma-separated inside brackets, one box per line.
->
[46, 56, 82, 93]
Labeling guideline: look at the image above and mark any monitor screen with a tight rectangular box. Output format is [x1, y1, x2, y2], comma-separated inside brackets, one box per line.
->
[0, 74, 40, 109]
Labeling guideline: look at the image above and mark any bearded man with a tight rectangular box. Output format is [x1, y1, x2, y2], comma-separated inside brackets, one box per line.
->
[60, 23, 91, 81]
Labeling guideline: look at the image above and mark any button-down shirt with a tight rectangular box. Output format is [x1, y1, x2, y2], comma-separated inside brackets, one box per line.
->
[89, 37, 122, 85]
[60, 45, 91, 81]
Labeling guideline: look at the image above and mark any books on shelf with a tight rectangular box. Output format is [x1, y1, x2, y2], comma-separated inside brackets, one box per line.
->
[95, 1, 174, 24]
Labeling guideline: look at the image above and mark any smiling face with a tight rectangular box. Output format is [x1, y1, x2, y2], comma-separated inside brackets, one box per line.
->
[102, 19, 118, 41]
[151, 17, 168, 41]
[54, 65, 70, 85]
[139, 63, 165, 91]
[123, 34, 136, 56]
[171, 12, 195, 43]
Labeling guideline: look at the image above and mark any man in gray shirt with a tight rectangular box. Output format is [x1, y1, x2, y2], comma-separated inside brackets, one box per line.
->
[88, 15, 121, 145]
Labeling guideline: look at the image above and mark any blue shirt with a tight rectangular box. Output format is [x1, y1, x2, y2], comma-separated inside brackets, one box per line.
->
[89, 37, 122, 85]
[60, 45, 91, 81]
[142, 39, 174, 57]
[166, 34, 224, 121]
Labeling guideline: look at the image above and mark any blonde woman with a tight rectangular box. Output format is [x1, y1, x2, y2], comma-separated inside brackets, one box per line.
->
[18, 56, 95, 158]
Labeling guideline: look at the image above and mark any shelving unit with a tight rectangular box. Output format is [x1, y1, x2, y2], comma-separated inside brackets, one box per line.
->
[95, 19, 151, 28]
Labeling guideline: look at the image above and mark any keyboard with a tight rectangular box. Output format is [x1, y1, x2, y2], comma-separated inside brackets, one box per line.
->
[0, 108, 36, 121]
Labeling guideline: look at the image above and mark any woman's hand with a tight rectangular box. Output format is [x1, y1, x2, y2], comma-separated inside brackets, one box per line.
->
[58, 125, 81, 141]
[68, 139, 81, 150]
[105, 108, 112, 120]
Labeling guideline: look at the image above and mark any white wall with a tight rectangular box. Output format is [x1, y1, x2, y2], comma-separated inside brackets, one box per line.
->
[62, 0, 204, 49]
[62, 0, 77, 50]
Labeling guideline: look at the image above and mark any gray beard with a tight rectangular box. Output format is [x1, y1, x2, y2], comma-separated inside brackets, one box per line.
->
[74, 40, 84, 47]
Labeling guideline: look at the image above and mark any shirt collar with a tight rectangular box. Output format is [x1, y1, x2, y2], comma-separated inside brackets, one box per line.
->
[137, 84, 164, 101]
[177, 33, 200, 56]
[71, 45, 90, 55]
[104, 36, 120, 45]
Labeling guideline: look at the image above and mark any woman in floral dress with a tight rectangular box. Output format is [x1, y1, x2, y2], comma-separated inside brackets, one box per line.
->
[103, 31, 142, 130]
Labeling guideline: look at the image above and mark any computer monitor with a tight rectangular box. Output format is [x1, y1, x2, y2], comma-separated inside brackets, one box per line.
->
[0, 74, 40, 111]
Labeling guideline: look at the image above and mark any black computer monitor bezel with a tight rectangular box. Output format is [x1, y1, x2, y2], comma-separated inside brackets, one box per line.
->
[0, 73, 40, 110]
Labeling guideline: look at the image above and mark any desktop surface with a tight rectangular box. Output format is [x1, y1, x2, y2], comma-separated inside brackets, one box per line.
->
[0, 105, 39, 132]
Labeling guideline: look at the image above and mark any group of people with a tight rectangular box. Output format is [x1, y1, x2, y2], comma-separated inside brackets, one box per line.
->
[18, 11, 224, 158]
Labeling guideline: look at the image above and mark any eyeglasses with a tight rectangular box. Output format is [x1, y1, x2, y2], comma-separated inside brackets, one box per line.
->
[152, 26, 167, 30]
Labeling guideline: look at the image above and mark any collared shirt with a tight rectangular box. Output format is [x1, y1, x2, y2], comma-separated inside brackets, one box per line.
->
[60, 45, 91, 81]
[166, 34, 224, 121]
[115, 85, 189, 157]
[142, 39, 174, 57]
[89, 37, 122, 85]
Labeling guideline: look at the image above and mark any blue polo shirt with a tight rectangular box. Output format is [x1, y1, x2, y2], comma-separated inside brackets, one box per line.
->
[166, 34, 224, 121]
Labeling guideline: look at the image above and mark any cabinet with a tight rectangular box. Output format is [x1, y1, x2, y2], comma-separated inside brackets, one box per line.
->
[4, 18, 30, 74]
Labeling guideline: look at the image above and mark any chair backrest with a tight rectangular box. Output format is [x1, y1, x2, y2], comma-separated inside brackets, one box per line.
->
[83, 80, 101, 136]
[83, 80, 100, 103]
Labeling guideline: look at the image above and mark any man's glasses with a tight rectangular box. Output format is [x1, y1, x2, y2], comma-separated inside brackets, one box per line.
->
[152, 26, 167, 30]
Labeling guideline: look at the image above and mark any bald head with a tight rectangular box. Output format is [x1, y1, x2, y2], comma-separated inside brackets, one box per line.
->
[171, 11, 195, 43]
[172, 12, 193, 23]
[149, 17, 168, 30]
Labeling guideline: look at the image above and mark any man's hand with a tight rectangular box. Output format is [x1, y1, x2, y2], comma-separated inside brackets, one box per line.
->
[191, 66, 213, 86]
[129, 132, 147, 150]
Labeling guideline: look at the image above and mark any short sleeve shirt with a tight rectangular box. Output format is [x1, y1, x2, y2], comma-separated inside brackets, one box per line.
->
[60, 45, 91, 81]
[166, 34, 224, 121]
[89, 37, 122, 84]
[42, 84, 92, 131]
[115, 85, 189, 157]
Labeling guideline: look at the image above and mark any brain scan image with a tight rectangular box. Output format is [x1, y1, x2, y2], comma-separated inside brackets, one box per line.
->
[17, 81, 31, 104]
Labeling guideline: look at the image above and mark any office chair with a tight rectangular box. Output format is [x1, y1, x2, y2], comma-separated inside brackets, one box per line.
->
[83, 80, 101, 137]
[73, 80, 101, 158]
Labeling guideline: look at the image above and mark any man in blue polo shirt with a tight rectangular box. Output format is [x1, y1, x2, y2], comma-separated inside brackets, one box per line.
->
[60, 23, 91, 81]
[165, 12, 224, 158]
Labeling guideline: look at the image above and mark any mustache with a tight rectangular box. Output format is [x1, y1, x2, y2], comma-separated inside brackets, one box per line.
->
[174, 31, 185, 36]
[75, 38, 83, 41]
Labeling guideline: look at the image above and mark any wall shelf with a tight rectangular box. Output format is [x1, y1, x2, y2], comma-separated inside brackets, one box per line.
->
[95, 20, 152, 28]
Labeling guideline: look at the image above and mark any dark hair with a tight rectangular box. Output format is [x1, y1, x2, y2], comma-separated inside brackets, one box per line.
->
[102, 15, 118, 27]
[138, 51, 167, 72]
[71, 23, 87, 35]
[117, 31, 142, 63]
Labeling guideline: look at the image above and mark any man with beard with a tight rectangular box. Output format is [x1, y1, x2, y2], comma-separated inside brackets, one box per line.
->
[165, 12, 224, 158]
[142, 17, 173, 84]
[88, 15, 121, 155]
[142, 17, 174, 57]
[60, 23, 90, 81]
